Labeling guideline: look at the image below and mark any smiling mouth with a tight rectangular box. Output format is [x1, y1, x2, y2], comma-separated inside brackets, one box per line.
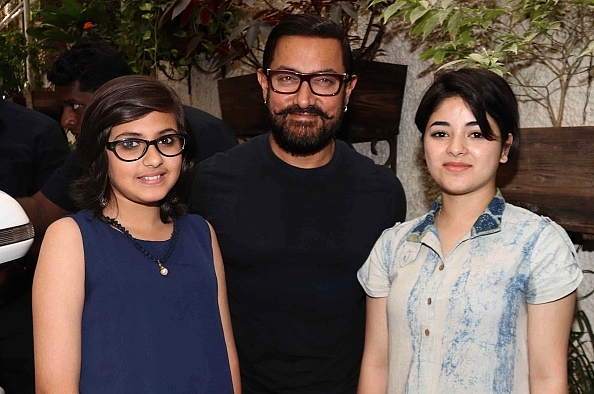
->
[140, 175, 163, 181]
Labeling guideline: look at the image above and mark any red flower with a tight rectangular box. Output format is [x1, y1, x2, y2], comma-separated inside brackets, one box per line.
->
[83, 22, 94, 30]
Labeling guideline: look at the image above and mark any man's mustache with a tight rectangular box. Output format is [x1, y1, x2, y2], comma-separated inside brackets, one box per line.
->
[274, 105, 331, 119]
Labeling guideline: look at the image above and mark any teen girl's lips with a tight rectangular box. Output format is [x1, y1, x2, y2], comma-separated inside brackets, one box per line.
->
[443, 161, 472, 172]
[138, 173, 166, 184]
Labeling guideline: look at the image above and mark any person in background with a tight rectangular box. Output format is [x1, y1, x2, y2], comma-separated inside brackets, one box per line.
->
[17, 41, 237, 239]
[0, 101, 69, 197]
[0, 99, 70, 394]
[32, 75, 240, 393]
[190, 14, 407, 393]
[357, 68, 582, 394]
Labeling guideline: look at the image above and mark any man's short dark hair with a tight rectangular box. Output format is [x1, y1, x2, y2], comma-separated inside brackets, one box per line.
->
[262, 14, 354, 76]
[47, 41, 133, 92]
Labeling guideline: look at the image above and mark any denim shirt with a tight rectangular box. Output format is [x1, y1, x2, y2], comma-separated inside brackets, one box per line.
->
[358, 191, 582, 394]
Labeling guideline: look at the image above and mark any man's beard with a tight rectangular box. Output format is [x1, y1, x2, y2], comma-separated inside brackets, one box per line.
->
[268, 99, 345, 157]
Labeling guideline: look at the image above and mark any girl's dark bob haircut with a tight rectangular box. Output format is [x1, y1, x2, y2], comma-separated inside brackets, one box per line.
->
[415, 68, 520, 158]
[72, 75, 196, 222]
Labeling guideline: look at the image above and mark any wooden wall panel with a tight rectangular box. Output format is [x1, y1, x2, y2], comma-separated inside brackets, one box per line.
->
[497, 127, 594, 235]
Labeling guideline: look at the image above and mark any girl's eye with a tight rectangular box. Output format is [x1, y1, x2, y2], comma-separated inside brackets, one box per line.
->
[470, 131, 484, 138]
[158, 136, 174, 145]
[120, 140, 141, 150]
[430, 131, 447, 138]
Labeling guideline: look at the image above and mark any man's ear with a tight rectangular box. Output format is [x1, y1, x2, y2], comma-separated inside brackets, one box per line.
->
[256, 69, 269, 103]
[344, 75, 358, 105]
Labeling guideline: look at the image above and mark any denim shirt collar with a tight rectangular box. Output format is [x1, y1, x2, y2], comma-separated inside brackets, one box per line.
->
[408, 190, 506, 242]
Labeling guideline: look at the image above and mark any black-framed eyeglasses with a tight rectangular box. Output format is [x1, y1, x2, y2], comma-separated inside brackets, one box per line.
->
[105, 134, 186, 162]
[266, 69, 350, 96]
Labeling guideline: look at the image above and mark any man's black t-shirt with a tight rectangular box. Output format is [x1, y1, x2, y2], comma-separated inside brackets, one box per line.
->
[190, 134, 406, 393]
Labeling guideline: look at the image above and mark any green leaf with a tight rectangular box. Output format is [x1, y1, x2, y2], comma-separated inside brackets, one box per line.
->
[381, 2, 405, 23]
[579, 41, 594, 57]
[42, 29, 75, 42]
[329, 4, 343, 23]
[438, 58, 469, 69]
[60, 0, 84, 17]
[444, 9, 461, 38]
[339, 2, 359, 21]
[409, 7, 430, 25]
[433, 49, 445, 64]
[171, 0, 194, 20]
[505, 43, 518, 54]
[245, 24, 260, 47]
[422, 13, 442, 39]
[468, 52, 487, 64]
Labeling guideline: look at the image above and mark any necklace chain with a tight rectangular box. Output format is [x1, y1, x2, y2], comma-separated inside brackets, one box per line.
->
[102, 216, 179, 276]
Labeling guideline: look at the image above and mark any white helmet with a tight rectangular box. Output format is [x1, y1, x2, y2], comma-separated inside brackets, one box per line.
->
[0, 190, 35, 264]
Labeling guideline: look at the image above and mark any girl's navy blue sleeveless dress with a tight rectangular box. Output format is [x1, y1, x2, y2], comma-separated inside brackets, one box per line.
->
[72, 210, 233, 393]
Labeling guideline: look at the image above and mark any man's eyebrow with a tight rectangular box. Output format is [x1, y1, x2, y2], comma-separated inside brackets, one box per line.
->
[275, 66, 340, 74]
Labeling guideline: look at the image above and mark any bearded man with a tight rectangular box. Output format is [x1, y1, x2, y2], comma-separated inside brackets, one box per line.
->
[189, 14, 406, 394]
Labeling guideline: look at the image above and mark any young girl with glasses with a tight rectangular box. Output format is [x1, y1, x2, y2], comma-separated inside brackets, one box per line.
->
[32, 75, 240, 393]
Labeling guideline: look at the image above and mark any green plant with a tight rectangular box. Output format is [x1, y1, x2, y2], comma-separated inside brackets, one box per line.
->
[162, 0, 393, 72]
[25, 0, 396, 79]
[26, 0, 240, 78]
[158, 0, 241, 73]
[27, 0, 121, 66]
[569, 269, 594, 393]
[373, 0, 594, 127]
[0, 30, 28, 97]
[0, 27, 44, 97]
[569, 309, 594, 393]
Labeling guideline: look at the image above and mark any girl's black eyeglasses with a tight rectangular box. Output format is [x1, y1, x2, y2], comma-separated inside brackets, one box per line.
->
[105, 134, 186, 162]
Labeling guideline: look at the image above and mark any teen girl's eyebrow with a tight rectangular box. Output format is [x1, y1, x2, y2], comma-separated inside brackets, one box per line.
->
[428, 120, 480, 128]
[111, 127, 178, 140]
[429, 121, 450, 127]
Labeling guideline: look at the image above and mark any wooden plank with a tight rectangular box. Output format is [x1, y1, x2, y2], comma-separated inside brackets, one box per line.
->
[497, 127, 594, 234]
[31, 90, 61, 114]
[343, 60, 407, 135]
[218, 74, 269, 136]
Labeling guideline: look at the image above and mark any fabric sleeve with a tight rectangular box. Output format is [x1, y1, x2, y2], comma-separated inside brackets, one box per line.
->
[183, 105, 238, 163]
[32, 118, 71, 193]
[357, 226, 399, 298]
[188, 159, 211, 217]
[40, 150, 82, 212]
[526, 219, 583, 304]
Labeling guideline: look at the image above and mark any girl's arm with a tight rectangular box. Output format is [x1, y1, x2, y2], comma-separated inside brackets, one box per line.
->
[357, 295, 389, 394]
[527, 291, 576, 394]
[208, 222, 241, 394]
[32, 217, 85, 394]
